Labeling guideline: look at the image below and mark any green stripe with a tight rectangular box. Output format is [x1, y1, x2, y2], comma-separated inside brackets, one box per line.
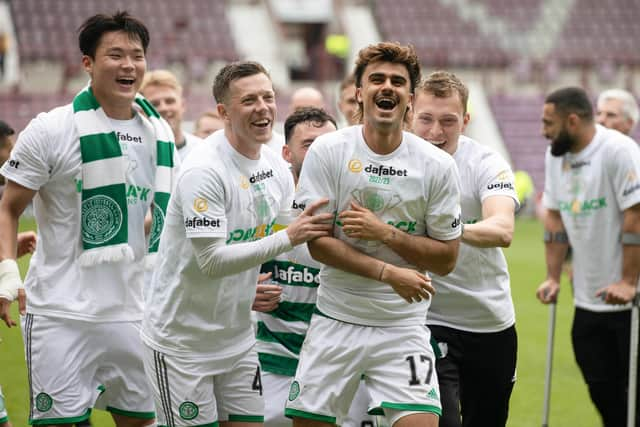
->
[261, 260, 320, 288]
[73, 89, 100, 112]
[284, 408, 336, 423]
[106, 406, 155, 419]
[31, 408, 92, 425]
[80, 132, 122, 163]
[379, 402, 441, 416]
[97, 384, 106, 394]
[430, 336, 442, 359]
[258, 352, 298, 376]
[153, 190, 171, 212]
[160, 423, 218, 427]
[269, 301, 315, 323]
[81, 183, 128, 249]
[0, 416, 8, 423]
[157, 140, 174, 167]
[228, 414, 264, 423]
[136, 97, 160, 119]
[256, 321, 305, 354]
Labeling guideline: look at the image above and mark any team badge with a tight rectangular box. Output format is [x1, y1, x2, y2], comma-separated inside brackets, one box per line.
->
[179, 401, 199, 420]
[35, 392, 53, 412]
[81, 195, 123, 245]
[288, 381, 300, 401]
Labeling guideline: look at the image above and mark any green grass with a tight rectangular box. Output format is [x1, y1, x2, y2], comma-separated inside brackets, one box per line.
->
[0, 218, 600, 426]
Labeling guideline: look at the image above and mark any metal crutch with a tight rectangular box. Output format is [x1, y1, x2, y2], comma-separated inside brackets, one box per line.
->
[627, 292, 639, 427]
[542, 301, 557, 427]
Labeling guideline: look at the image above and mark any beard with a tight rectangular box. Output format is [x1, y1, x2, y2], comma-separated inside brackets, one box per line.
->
[550, 129, 574, 157]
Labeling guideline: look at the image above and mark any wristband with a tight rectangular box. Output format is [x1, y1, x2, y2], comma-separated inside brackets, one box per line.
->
[0, 259, 23, 301]
[543, 230, 569, 244]
[622, 232, 640, 245]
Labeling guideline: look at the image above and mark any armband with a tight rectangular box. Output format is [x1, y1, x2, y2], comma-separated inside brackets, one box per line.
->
[622, 232, 640, 245]
[0, 259, 23, 301]
[543, 230, 569, 244]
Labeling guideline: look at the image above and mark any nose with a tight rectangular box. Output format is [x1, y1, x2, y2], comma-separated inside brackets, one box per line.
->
[429, 121, 443, 138]
[596, 112, 605, 125]
[121, 55, 135, 70]
[254, 97, 268, 113]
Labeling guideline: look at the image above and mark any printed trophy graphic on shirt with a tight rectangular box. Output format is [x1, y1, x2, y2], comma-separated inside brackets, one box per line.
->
[251, 191, 277, 230]
[349, 186, 402, 253]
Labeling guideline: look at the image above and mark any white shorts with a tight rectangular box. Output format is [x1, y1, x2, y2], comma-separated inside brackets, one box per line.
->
[22, 314, 155, 425]
[285, 315, 441, 426]
[263, 371, 373, 427]
[0, 385, 8, 424]
[143, 345, 264, 426]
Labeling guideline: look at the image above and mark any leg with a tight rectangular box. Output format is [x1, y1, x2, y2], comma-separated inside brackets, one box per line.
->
[572, 308, 626, 427]
[343, 380, 375, 427]
[112, 413, 156, 427]
[459, 326, 517, 427]
[430, 326, 462, 427]
[391, 412, 437, 427]
[262, 372, 292, 427]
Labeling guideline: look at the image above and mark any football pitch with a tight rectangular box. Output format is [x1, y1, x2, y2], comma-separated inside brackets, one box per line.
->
[0, 218, 599, 426]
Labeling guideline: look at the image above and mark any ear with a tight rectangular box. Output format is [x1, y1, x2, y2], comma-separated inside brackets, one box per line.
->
[461, 112, 471, 131]
[217, 103, 229, 123]
[282, 143, 292, 164]
[355, 86, 363, 104]
[82, 55, 93, 75]
[566, 113, 580, 129]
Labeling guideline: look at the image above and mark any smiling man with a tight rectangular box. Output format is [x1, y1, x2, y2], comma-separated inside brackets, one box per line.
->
[0, 11, 174, 427]
[140, 69, 203, 159]
[411, 71, 519, 427]
[537, 86, 640, 426]
[285, 42, 462, 427]
[596, 88, 639, 136]
[141, 61, 334, 427]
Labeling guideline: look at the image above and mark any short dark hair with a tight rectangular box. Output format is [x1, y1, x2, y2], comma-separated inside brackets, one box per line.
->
[545, 87, 594, 121]
[213, 61, 271, 105]
[78, 11, 150, 58]
[354, 42, 421, 93]
[284, 107, 337, 144]
[0, 120, 14, 149]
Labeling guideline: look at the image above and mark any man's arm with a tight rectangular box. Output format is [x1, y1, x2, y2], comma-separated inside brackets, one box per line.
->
[536, 208, 568, 304]
[596, 203, 640, 304]
[0, 180, 37, 327]
[308, 236, 435, 304]
[461, 195, 515, 248]
[338, 202, 459, 275]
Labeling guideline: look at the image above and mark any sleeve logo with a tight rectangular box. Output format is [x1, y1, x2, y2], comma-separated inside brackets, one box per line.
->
[193, 197, 208, 213]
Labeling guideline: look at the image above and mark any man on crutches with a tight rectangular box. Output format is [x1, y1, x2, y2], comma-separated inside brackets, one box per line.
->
[536, 87, 640, 427]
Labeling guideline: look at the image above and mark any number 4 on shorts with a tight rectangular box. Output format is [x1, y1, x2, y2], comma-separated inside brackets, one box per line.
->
[405, 354, 433, 386]
[252, 366, 263, 395]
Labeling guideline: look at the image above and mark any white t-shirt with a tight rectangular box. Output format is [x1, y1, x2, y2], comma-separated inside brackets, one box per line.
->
[177, 131, 203, 161]
[141, 130, 295, 359]
[428, 136, 519, 332]
[544, 125, 640, 312]
[296, 125, 462, 327]
[0, 104, 156, 322]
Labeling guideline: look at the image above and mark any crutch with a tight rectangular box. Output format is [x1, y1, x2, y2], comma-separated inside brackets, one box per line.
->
[627, 292, 639, 427]
[542, 300, 557, 427]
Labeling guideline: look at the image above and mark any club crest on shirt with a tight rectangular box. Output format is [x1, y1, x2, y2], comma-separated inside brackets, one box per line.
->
[81, 195, 123, 245]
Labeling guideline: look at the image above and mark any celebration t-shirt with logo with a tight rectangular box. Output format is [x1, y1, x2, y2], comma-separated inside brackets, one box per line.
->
[256, 204, 319, 376]
[428, 136, 519, 332]
[544, 125, 640, 312]
[141, 130, 294, 359]
[296, 125, 462, 327]
[0, 104, 156, 322]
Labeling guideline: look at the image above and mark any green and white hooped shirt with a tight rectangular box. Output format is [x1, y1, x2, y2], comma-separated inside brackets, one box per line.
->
[0, 104, 156, 322]
[296, 125, 462, 327]
[544, 125, 640, 312]
[141, 130, 295, 359]
[256, 207, 320, 376]
[428, 136, 519, 333]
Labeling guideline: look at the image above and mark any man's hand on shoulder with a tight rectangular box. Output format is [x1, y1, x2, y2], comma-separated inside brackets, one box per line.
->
[286, 198, 334, 246]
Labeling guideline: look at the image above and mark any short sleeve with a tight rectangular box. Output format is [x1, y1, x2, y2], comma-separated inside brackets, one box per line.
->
[610, 140, 640, 211]
[426, 158, 462, 241]
[295, 142, 337, 216]
[1, 114, 53, 190]
[178, 166, 228, 238]
[477, 151, 519, 209]
[542, 148, 559, 210]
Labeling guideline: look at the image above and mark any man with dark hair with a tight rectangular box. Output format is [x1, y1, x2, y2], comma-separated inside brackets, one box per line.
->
[285, 42, 462, 427]
[412, 71, 518, 427]
[537, 86, 640, 426]
[0, 11, 175, 427]
[141, 62, 333, 427]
